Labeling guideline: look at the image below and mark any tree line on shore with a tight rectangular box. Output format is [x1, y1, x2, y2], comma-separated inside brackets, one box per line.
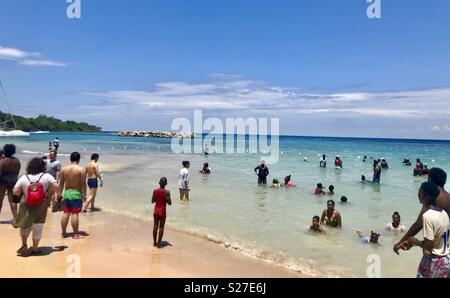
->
[0, 111, 101, 132]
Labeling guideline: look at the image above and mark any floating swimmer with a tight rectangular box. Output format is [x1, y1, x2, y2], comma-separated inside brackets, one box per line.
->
[272, 178, 281, 188]
[356, 231, 380, 244]
[200, 163, 211, 175]
[315, 183, 326, 195]
[328, 185, 335, 195]
[284, 175, 295, 187]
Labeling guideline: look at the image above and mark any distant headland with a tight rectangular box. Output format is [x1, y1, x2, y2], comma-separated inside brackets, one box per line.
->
[0, 111, 102, 132]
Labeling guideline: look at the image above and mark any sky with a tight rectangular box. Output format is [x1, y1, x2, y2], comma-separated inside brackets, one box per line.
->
[1, 0, 450, 139]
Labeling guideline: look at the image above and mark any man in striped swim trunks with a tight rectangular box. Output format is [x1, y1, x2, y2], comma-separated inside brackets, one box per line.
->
[58, 152, 87, 239]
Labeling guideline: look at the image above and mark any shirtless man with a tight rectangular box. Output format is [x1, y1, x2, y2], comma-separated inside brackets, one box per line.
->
[394, 168, 450, 254]
[83, 153, 103, 213]
[0, 144, 21, 222]
[59, 152, 87, 239]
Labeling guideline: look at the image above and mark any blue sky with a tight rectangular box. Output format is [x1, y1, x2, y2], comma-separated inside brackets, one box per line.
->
[1, 0, 450, 138]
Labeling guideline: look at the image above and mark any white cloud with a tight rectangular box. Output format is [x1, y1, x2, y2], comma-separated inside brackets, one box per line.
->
[84, 77, 450, 119]
[20, 59, 67, 67]
[0, 46, 66, 67]
[0, 47, 38, 60]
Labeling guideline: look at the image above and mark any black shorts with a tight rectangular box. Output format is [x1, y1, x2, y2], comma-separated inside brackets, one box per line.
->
[87, 178, 98, 189]
[258, 178, 267, 184]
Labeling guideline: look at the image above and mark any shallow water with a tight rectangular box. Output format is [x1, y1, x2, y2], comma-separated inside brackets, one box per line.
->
[7, 132, 450, 277]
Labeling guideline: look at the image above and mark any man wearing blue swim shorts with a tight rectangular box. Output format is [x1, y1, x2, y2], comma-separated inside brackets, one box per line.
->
[83, 153, 103, 213]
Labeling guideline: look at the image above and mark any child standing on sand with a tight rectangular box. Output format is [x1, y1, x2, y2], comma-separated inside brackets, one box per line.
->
[152, 177, 172, 249]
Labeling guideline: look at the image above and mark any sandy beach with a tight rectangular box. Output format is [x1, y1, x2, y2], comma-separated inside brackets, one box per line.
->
[0, 208, 303, 278]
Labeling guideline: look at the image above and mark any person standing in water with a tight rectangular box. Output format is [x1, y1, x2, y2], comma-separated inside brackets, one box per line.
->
[320, 200, 342, 228]
[0, 144, 21, 222]
[254, 160, 269, 185]
[335, 156, 343, 168]
[45, 150, 61, 209]
[83, 154, 103, 213]
[178, 161, 191, 201]
[53, 138, 60, 152]
[152, 177, 172, 249]
[320, 154, 327, 168]
[394, 168, 450, 254]
[204, 144, 209, 156]
[59, 152, 87, 239]
[404, 182, 450, 278]
[373, 160, 381, 184]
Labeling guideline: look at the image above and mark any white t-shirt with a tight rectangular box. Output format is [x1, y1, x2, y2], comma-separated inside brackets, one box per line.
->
[423, 207, 450, 257]
[14, 173, 56, 200]
[178, 168, 189, 189]
[385, 223, 407, 233]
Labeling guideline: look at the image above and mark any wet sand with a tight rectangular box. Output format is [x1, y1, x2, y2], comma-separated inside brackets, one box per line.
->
[0, 208, 305, 278]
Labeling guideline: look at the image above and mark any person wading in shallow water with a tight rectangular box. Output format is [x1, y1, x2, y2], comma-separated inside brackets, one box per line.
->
[254, 160, 269, 185]
[178, 161, 191, 201]
[152, 177, 172, 249]
[83, 153, 103, 213]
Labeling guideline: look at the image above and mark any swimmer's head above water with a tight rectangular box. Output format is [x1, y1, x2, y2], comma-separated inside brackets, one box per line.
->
[392, 212, 401, 228]
[327, 199, 335, 211]
[370, 231, 380, 243]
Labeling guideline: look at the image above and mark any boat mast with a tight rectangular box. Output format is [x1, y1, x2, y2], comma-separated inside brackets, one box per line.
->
[0, 80, 17, 129]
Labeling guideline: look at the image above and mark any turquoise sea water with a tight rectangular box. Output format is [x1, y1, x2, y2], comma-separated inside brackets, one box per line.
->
[6, 132, 450, 277]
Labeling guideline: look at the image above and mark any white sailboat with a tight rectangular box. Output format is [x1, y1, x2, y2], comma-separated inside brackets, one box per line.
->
[0, 80, 30, 137]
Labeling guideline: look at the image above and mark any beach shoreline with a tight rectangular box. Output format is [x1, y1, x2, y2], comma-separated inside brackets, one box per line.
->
[0, 208, 307, 278]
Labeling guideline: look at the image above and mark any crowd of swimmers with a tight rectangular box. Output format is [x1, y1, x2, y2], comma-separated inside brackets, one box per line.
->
[251, 155, 450, 277]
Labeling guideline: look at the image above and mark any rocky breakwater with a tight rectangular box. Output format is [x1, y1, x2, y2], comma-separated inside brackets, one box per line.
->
[118, 130, 197, 139]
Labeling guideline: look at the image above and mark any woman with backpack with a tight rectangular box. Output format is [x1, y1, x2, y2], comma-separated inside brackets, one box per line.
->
[12, 157, 60, 256]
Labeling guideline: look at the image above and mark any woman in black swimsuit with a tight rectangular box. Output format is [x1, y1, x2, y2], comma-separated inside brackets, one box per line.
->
[0, 144, 21, 222]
